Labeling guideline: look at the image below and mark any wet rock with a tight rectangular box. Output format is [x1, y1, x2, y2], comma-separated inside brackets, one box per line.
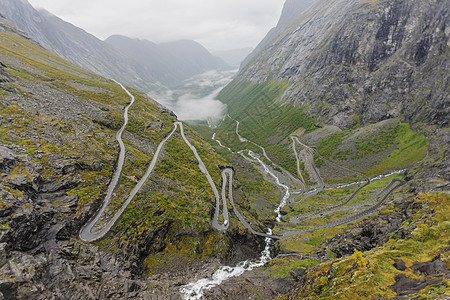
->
[411, 258, 448, 276]
[393, 259, 407, 271]
[204, 275, 296, 300]
[0, 145, 17, 172]
[389, 274, 443, 296]
[228, 228, 267, 264]
[290, 267, 307, 282]
[5, 211, 54, 251]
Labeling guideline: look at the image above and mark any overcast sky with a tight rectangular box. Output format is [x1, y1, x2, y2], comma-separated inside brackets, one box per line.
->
[27, 0, 285, 52]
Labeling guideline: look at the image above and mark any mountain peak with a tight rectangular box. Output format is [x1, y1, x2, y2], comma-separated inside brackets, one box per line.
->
[105, 35, 230, 87]
[0, 1, 230, 90]
[276, 0, 316, 28]
[240, 0, 316, 69]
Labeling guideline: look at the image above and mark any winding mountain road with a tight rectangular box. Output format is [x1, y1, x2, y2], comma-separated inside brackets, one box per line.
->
[212, 117, 405, 237]
[80, 82, 276, 242]
[80, 81, 406, 243]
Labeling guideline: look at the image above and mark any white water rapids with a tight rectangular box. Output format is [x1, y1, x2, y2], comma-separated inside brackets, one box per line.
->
[180, 132, 286, 299]
[180, 230, 273, 299]
[247, 151, 290, 222]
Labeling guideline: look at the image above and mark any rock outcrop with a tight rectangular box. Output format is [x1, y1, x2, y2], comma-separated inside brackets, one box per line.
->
[0, 61, 10, 83]
[241, 0, 315, 68]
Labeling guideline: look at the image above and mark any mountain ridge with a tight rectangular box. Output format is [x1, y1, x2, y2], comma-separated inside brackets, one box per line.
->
[0, 15, 265, 298]
[0, 0, 229, 90]
[240, 0, 316, 69]
[105, 35, 230, 88]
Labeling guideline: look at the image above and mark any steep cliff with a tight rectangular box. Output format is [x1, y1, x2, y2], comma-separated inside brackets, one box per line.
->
[240, 0, 316, 68]
[238, 0, 449, 130]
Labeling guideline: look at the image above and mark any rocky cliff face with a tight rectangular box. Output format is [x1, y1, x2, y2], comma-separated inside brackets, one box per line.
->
[240, 0, 316, 68]
[239, 0, 449, 130]
[276, 0, 316, 28]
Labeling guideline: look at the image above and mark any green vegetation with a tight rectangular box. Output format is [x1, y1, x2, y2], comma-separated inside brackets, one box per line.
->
[353, 126, 398, 159]
[0, 21, 245, 276]
[215, 79, 317, 174]
[265, 256, 321, 278]
[315, 120, 428, 177]
[278, 172, 403, 233]
[352, 249, 368, 269]
[286, 193, 450, 299]
[317, 131, 349, 159]
[366, 123, 428, 175]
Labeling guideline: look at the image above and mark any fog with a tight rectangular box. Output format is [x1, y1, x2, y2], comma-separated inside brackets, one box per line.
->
[149, 69, 237, 121]
[175, 87, 227, 121]
[27, 0, 285, 52]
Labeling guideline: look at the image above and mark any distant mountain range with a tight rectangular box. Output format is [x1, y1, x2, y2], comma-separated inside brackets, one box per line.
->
[213, 48, 253, 68]
[105, 35, 230, 88]
[0, 0, 230, 90]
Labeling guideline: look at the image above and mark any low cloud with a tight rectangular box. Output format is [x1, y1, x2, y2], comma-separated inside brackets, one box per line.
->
[149, 69, 235, 121]
[27, 0, 285, 52]
[174, 88, 227, 121]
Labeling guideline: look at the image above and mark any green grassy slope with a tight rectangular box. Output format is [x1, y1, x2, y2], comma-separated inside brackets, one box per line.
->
[215, 79, 316, 175]
[0, 18, 259, 278]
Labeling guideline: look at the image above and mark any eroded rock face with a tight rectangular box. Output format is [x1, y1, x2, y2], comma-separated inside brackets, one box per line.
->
[238, 0, 449, 130]
[389, 274, 443, 296]
[204, 275, 296, 299]
[0, 61, 11, 83]
[319, 200, 421, 258]
[411, 258, 449, 276]
[0, 145, 17, 172]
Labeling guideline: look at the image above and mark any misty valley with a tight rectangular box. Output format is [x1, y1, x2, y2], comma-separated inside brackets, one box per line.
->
[149, 69, 237, 122]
